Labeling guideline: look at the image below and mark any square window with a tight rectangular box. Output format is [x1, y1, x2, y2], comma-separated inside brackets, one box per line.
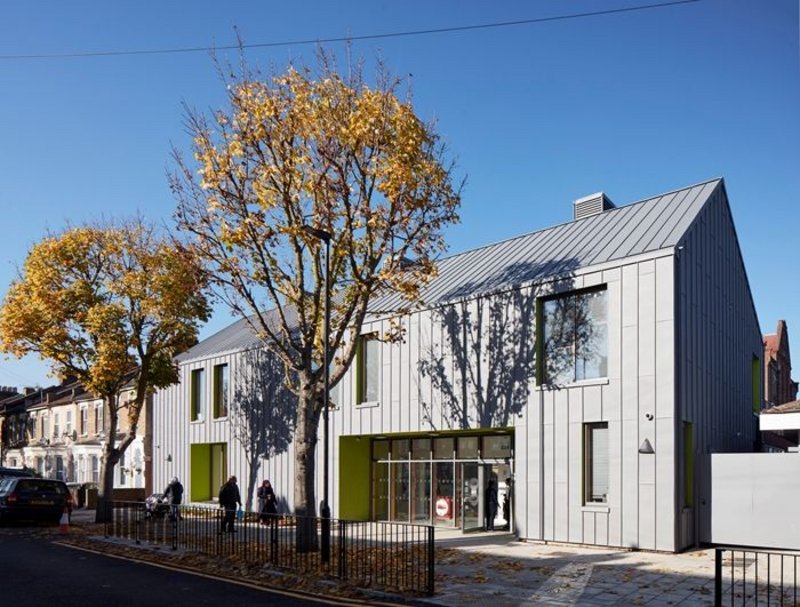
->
[433, 438, 454, 459]
[542, 288, 608, 385]
[457, 436, 479, 459]
[411, 438, 431, 460]
[482, 435, 513, 458]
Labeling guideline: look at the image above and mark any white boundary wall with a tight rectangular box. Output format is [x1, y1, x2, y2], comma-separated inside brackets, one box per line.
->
[711, 453, 800, 550]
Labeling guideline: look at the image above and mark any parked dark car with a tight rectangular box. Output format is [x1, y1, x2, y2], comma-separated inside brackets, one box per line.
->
[0, 478, 71, 524]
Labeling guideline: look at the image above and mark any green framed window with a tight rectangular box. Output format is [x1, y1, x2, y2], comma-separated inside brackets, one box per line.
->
[541, 287, 608, 385]
[683, 421, 694, 508]
[752, 355, 761, 414]
[213, 364, 229, 419]
[190, 368, 205, 421]
[356, 333, 380, 404]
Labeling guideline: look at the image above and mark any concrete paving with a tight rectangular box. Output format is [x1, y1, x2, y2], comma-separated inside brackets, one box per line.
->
[427, 531, 720, 607]
[67, 510, 796, 606]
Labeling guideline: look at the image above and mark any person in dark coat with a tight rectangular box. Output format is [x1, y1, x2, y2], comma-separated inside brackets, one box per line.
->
[257, 479, 277, 524]
[485, 479, 499, 530]
[218, 476, 241, 533]
[163, 476, 184, 521]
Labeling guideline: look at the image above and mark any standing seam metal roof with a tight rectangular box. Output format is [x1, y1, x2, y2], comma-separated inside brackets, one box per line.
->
[371, 178, 721, 310]
[179, 178, 722, 361]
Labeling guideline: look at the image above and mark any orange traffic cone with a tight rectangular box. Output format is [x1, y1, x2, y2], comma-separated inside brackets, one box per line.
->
[59, 507, 70, 534]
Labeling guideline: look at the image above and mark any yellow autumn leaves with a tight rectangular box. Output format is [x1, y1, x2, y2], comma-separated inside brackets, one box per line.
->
[0, 222, 210, 398]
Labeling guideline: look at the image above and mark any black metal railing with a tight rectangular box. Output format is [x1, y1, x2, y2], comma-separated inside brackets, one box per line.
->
[104, 501, 435, 595]
[715, 546, 799, 606]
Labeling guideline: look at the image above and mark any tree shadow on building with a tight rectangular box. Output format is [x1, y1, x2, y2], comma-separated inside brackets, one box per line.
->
[231, 348, 295, 509]
[417, 259, 587, 430]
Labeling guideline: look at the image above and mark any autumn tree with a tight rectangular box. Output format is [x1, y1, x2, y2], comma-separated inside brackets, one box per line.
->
[171, 55, 461, 524]
[0, 222, 210, 520]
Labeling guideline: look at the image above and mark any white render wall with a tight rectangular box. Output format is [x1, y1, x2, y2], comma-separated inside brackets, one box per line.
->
[711, 453, 800, 550]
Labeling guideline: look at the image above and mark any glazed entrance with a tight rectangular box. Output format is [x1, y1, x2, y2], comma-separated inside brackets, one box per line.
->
[370, 432, 513, 530]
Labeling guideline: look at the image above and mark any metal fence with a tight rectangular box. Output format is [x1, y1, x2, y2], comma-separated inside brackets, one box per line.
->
[105, 501, 435, 595]
[715, 547, 800, 606]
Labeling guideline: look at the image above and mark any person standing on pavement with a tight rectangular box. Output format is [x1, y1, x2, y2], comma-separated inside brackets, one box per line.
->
[484, 478, 499, 530]
[163, 476, 184, 521]
[218, 476, 241, 533]
[257, 479, 277, 524]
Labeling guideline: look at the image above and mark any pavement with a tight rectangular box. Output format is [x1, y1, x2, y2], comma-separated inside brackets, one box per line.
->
[66, 509, 786, 606]
[427, 530, 720, 606]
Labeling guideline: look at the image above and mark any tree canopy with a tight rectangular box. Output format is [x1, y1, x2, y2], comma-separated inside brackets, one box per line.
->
[171, 55, 462, 518]
[0, 220, 210, 518]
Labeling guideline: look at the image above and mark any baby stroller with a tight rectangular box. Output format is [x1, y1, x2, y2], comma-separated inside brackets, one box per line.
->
[144, 492, 169, 520]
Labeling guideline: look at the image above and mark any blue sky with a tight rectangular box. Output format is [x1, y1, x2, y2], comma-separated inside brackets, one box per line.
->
[0, 0, 797, 388]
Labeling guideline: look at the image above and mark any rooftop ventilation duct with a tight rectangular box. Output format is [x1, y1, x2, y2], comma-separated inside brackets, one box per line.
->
[573, 192, 615, 221]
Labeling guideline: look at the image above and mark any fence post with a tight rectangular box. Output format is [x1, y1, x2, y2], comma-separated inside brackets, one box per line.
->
[338, 520, 347, 580]
[427, 526, 435, 596]
[135, 503, 141, 545]
[714, 548, 722, 607]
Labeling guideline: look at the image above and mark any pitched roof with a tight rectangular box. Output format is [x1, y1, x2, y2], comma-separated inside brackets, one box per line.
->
[373, 178, 722, 310]
[176, 316, 263, 363]
[180, 178, 722, 362]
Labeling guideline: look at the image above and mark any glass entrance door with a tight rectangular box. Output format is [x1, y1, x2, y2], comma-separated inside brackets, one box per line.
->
[461, 462, 484, 532]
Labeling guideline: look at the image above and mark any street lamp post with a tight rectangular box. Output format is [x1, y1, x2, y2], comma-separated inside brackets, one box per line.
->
[303, 224, 332, 563]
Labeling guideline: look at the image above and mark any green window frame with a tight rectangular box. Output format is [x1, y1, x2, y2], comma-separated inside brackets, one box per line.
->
[190, 368, 205, 421]
[356, 333, 380, 404]
[752, 355, 761, 414]
[683, 421, 694, 508]
[540, 287, 608, 385]
[213, 364, 229, 419]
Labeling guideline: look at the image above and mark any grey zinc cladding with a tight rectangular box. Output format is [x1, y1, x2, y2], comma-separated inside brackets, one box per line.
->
[372, 178, 721, 310]
[176, 316, 262, 363]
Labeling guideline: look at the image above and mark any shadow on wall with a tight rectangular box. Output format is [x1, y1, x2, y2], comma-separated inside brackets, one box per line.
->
[418, 259, 598, 429]
[232, 347, 296, 510]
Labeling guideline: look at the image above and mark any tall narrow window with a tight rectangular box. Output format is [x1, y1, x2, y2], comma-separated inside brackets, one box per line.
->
[118, 451, 126, 486]
[213, 364, 229, 419]
[191, 368, 205, 421]
[683, 421, 694, 508]
[65, 410, 73, 435]
[80, 407, 88, 435]
[752, 355, 761, 414]
[91, 456, 100, 483]
[53, 413, 60, 439]
[356, 333, 380, 404]
[584, 422, 609, 504]
[95, 403, 104, 434]
[542, 288, 608, 385]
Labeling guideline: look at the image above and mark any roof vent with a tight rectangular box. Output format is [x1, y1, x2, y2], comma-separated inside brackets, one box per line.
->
[573, 192, 615, 221]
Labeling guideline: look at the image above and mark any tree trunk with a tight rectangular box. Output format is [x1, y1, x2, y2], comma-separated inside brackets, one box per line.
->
[245, 455, 260, 512]
[95, 395, 119, 523]
[294, 388, 320, 552]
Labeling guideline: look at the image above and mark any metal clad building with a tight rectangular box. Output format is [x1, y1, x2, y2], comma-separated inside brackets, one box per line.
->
[152, 178, 761, 551]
